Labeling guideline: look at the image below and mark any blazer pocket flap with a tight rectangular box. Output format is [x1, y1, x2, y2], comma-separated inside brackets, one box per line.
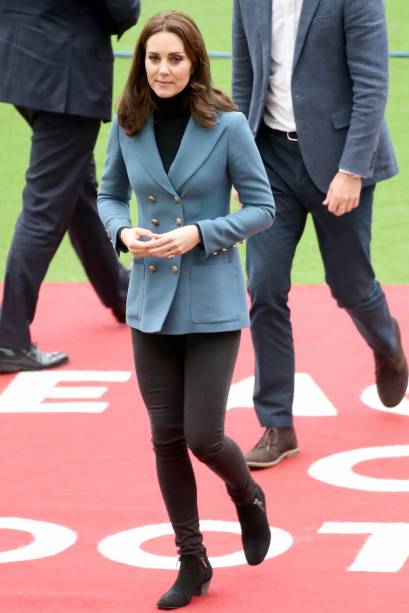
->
[331, 106, 352, 130]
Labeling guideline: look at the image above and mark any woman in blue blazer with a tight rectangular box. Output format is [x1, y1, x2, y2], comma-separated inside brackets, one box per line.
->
[98, 11, 275, 609]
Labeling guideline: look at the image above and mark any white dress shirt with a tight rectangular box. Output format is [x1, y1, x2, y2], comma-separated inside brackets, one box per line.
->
[263, 0, 303, 132]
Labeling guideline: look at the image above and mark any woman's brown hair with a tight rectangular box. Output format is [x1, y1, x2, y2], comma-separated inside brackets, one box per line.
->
[117, 11, 235, 135]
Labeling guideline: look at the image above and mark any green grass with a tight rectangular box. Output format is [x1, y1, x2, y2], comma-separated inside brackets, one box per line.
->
[1, 0, 408, 283]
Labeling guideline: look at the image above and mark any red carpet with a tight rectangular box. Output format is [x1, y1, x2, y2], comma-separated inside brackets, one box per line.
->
[0, 283, 408, 613]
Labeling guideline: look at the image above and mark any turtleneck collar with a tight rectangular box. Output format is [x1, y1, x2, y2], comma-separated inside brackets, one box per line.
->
[153, 90, 190, 118]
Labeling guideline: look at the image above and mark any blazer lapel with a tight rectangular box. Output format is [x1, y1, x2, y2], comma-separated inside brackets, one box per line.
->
[129, 116, 176, 195]
[168, 116, 227, 193]
[293, 0, 322, 71]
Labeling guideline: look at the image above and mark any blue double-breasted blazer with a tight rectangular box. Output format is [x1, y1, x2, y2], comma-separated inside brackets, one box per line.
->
[97, 111, 275, 334]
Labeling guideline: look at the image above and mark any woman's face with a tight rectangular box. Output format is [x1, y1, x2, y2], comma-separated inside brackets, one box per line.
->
[145, 31, 193, 98]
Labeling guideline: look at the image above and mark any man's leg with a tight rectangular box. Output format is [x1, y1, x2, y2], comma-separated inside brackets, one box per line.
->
[245, 125, 307, 467]
[0, 109, 99, 371]
[68, 156, 129, 323]
[312, 184, 408, 407]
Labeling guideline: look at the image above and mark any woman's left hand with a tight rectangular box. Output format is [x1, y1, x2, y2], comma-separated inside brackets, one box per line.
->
[146, 225, 201, 258]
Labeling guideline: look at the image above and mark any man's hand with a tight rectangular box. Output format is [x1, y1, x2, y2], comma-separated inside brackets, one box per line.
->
[146, 225, 201, 258]
[120, 227, 158, 258]
[323, 172, 362, 216]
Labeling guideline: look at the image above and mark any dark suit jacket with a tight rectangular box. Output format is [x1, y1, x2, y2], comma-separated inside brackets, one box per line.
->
[232, 0, 398, 192]
[0, 0, 140, 121]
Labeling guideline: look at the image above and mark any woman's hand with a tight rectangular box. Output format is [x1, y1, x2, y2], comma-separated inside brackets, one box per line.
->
[120, 227, 159, 258]
[146, 225, 201, 258]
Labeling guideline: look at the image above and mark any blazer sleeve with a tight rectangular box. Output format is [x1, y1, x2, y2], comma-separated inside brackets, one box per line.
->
[339, 0, 389, 177]
[232, 0, 253, 118]
[196, 113, 275, 257]
[97, 0, 140, 37]
[97, 115, 133, 253]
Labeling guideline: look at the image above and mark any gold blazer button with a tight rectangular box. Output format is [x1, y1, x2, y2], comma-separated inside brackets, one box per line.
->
[170, 265, 179, 274]
[175, 217, 183, 226]
[174, 195, 181, 203]
[148, 265, 158, 273]
[151, 218, 160, 226]
[148, 195, 156, 203]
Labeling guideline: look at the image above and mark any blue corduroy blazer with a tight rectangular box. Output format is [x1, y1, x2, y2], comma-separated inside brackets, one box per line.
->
[97, 111, 275, 334]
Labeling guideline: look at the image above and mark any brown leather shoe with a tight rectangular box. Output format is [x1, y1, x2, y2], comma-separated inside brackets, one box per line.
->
[245, 427, 299, 468]
[375, 318, 408, 407]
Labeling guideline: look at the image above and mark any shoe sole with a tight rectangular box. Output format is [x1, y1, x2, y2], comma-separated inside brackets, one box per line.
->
[0, 364, 22, 374]
[246, 448, 300, 468]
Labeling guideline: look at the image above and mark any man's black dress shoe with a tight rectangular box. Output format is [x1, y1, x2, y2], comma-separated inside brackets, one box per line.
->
[0, 344, 68, 373]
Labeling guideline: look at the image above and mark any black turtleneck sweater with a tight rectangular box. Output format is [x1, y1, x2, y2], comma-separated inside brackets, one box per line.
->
[153, 91, 191, 173]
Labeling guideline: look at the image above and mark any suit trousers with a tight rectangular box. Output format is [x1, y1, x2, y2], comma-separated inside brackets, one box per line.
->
[0, 107, 129, 350]
[132, 329, 257, 555]
[247, 122, 397, 428]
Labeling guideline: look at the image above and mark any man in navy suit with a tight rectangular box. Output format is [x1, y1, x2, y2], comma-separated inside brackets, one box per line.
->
[0, 0, 140, 373]
[232, 0, 408, 467]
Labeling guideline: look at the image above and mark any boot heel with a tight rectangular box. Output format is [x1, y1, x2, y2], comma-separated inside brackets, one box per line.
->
[200, 580, 211, 596]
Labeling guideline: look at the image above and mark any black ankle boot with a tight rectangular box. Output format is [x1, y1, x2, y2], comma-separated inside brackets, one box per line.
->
[157, 551, 213, 609]
[236, 484, 271, 565]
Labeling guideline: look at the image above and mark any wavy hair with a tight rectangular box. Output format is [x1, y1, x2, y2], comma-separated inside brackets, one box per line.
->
[117, 11, 235, 135]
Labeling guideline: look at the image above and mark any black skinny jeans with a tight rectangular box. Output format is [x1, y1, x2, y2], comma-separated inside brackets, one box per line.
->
[132, 329, 257, 555]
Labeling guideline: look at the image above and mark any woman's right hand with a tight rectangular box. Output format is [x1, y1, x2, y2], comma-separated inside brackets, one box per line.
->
[120, 227, 159, 258]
